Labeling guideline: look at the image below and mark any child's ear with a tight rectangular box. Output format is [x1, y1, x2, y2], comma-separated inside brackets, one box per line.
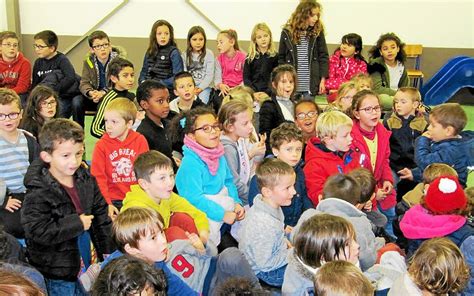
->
[40, 151, 52, 163]
[353, 110, 360, 120]
[126, 119, 133, 129]
[137, 178, 149, 190]
[174, 89, 179, 97]
[271, 147, 280, 157]
[445, 125, 456, 137]
[261, 186, 271, 198]
[110, 75, 119, 84]
[139, 100, 148, 111]
[124, 243, 140, 256]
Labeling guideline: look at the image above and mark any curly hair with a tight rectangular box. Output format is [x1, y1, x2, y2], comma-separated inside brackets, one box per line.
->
[284, 0, 324, 44]
[369, 32, 406, 63]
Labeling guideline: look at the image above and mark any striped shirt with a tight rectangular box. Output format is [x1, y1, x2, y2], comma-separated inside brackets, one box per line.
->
[296, 36, 310, 93]
[0, 132, 29, 193]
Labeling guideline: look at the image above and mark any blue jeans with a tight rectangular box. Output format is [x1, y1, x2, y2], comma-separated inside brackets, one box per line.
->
[58, 94, 86, 127]
[256, 264, 287, 287]
[378, 204, 397, 239]
[46, 279, 86, 296]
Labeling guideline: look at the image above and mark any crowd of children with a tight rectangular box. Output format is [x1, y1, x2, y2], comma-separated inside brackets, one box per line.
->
[0, 0, 473, 295]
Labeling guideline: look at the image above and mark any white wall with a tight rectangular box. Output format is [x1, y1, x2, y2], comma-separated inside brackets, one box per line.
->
[18, 0, 474, 48]
[0, 0, 7, 31]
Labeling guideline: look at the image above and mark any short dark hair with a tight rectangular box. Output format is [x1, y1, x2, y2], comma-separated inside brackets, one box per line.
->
[173, 71, 195, 89]
[107, 57, 134, 87]
[136, 79, 168, 104]
[0, 31, 18, 43]
[39, 118, 84, 154]
[87, 30, 110, 47]
[214, 277, 268, 296]
[322, 174, 361, 205]
[34, 30, 58, 51]
[134, 150, 172, 182]
[347, 168, 376, 204]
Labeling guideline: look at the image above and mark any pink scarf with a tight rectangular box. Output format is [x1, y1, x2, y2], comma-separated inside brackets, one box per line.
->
[184, 135, 224, 175]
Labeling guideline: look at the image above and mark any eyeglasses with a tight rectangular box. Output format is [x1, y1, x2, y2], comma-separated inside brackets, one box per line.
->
[40, 99, 57, 108]
[193, 124, 222, 133]
[34, 44, 49, 49]
[92, 43, 110, 50]
[296, 111, 318, 120]
[358, 105, 382, 113]
[0, 112, 20, 121]
[1, 43, 19, 48]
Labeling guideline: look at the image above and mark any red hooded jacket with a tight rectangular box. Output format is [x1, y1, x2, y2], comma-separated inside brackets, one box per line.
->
[0, 52, 31, 94]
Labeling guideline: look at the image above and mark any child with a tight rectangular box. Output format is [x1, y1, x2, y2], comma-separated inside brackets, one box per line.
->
[294, 99, 321, 145]
[279, 0, 328, 98]
[282, 213, 360, 295]
[351, 90, 397, 238]
[0, 270, 46, 296]
[214, 277, 269, 296]
[239, 158, 296, 287]
[21, 118, 114, 294]
[0, 31, 31, 105]
[244, 23, 279, 100]
[90, 57, 136, 138]
[351, 72, 373, 91]
[171, 107, 244, 246]
[91, 98, 149, 220]
[389, 237, 470, 296]
[248, 123, 311, 227]
[121, 150, 210, 244]
[304, 110, 361, 206]
[399, 103, 473, 187]
[325, 33, 367, 95]
[170, 71, 205, 114]
[314, 261, 375, 296]
[0, 89, 39, 239]
[20, 85, 59, 138]
[31, 30, 82, 123]
[183, 26, 215, 104]
[325, 81, 356, 114]
[139, 19, 184, 93]
[259, 64, 296, 154]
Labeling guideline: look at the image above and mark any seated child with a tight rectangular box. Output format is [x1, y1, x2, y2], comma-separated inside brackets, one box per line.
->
[170, 71, 205, 114]
[0, 269, 46, 296]
[21, 119, 114, 294]
[122, 150, 210, 244]
[239, 158, 296, 287]
[324, 81, 356, 115]
[351, 72, 373, 92]
[91, 98, 149, 219]
[214, 277, 269, 296]
[294, 99, 321, 146]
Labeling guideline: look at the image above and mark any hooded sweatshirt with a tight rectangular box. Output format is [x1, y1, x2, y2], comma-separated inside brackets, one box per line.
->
[0, 52, 31, 94]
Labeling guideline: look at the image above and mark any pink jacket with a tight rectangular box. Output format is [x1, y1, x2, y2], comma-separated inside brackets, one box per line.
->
[325, 50, 367, 91]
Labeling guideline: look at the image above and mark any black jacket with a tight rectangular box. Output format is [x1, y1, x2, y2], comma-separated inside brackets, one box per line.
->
[243, 53, 278, 95]
[21, 159, 115, 280]
[259, 95, 293, 155]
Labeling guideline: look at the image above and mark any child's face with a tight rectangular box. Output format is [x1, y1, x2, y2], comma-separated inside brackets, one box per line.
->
[227, 110, 253, 139]
[340, 42, 357, 58]
[174, 77, 196, 102]
[189, 114, 221, 149]
[427, 115, 453, 142]
[342, 238, 360, 265]
[0, 102, 22, 133]
[263, 173, 296, 207]
[324, 125, 353, 152]
[379, 40, 400, 64]
[140, 166, 175, 201]
[394, 92, 419, 118]
[295, 102, 318, 136]
[273, 72, 294, 98]
[104, 110, 132, 141]
[135, 226, 169, 263]
[38, 96, 57, 121]
[111, 66, 135, 91]
[141, 88, 170, 120]
[338, 88, 357, 111]
[1, 37, 19, 61]
[33, 38, 55, 59]
[272, 140, 303, 167]
[353, 95, 381, 131]
[306, 7, 320, 27]
[254, 29, 270, 51]
[217, 34, 234, 54]
[190, 32, 205, 53]
[155, 25, 170, 47]
[356, 81, 372, 91]
[41, 139, 84, 180]
[91, 37, 111, 62]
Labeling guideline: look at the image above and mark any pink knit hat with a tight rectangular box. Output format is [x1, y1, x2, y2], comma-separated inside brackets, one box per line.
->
[425, 176, 467, 214]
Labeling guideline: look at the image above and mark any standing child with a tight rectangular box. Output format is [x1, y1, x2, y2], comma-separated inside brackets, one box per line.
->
[325, 81, 357, 114]
[171, 107, 244, 246]
[243, 23, 278, 101]
[91, 98, 149, 220]
[183, 26, 215, 104]
[139, 20, 184, 93]
[279, 0, 328, 99]
[170, 71, 205, 114]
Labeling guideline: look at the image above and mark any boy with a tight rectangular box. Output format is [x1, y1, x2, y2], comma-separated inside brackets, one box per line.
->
[169, 71, 204, 114]
[21, 118, 114, 294]
[90, 57, 135, 138]
[79, 30, 124, 128]
[122, 150, 210, 244]
[399, 103, 473, 187]
[0, 89, 39, 239]
[91, 98, 149, 220]
[32, 30, 82, 123]
[248, 122, 312, 227]
[304, 110, 362, 206]
[239, 158, 296, 287]
[0, 31, 31, 105]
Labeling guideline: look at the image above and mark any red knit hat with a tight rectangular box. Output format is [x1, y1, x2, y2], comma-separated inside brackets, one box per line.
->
[425, 176, 467, 214]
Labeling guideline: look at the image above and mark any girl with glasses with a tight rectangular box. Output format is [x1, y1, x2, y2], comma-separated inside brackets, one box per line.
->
[20, 85, 58, 139]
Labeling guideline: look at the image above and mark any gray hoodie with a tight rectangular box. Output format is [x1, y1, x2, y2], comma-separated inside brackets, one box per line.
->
[282, 248, 317, 295]
[221, 135, 251, 204]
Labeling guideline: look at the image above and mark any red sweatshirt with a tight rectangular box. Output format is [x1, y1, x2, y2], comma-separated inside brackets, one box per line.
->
[91, 130, 149, 204]
[0, 52, 31, 94]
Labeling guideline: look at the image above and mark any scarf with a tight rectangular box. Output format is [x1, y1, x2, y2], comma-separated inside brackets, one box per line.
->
[356, 121, 376, 140]
[184, 134, 224, 175]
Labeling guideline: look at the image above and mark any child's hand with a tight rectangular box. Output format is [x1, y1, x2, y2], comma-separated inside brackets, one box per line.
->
[398, 168, 413, 181]
[382, 181, 393, 195]
[186, 231, 206, 254]
[223, 211, 237, 225]
[284, 225, 293, 234]
[195, 87, 203, 95]
[248, 135, 266, 160]
[108, 204, 119, 221]
[234, 204, 245, 221]
[218, 84, 231, 96]
[198, 230, 209, 245]
[136, 110, 145, 121]
[363, 200, 373, 212]
[80, 214, 94, 230]
[5, 196, 21, 213]
[375, 188, 387, 201]
[285, 238, 293, 249]
[318, 78, 326, 94]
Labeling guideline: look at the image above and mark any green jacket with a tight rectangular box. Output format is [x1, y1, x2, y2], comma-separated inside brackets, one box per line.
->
[368, 57, 409, 96]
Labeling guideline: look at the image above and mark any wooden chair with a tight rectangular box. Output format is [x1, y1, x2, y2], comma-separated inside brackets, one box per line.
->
[404, 44, 424, 88]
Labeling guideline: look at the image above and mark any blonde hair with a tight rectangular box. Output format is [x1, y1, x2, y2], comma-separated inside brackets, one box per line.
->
[351, 73, 373, 91]
[247, 23, 277, 62]
[222, 88, 254, 107]
[316, 110, 353, 139]
[256, 158, 295, 190]
[218, 100, 252, 133]
[422, 163, 458, 184]
[0, 88, 21, 110]
[104, 98, 138, 123]
[331, 81, 356, 111]
[218, 29, 239, 50]
[396, 87, 421, 103]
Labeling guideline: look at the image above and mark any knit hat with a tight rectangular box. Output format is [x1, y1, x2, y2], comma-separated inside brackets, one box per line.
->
[425, 176, 467, 214]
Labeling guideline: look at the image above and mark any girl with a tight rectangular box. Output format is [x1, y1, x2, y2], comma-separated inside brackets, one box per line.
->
[139, 20, 184, 93]
[325, 33, 367, 95]
[279, 0, 328, 99]
[243, 23, 279, 101]
[325, 81, 357, 114]
[171, 107, 244, 246]
[351, 73, 373, 92]
[182, 26, 215, 104]
[214, 29, 246, 97]
[294, 99, 320, 144]
[20, 85, 58, 138]
[259, 64, 297, 154]
[350, 90, 396, 239]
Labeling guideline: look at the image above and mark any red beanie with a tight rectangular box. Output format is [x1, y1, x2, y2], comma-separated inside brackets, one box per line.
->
[425, 176, 467, 214]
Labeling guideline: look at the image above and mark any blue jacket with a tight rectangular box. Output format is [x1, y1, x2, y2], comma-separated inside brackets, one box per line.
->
[412, 131, 474, 186]
[176, 145, 241, 222]
[139, 47, 184, 88]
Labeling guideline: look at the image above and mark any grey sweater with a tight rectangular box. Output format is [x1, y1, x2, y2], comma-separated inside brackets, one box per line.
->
[220, 135, 250, 204]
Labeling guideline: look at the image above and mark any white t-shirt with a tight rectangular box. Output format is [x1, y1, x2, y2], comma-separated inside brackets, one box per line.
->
[387, 61, 405, 90]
